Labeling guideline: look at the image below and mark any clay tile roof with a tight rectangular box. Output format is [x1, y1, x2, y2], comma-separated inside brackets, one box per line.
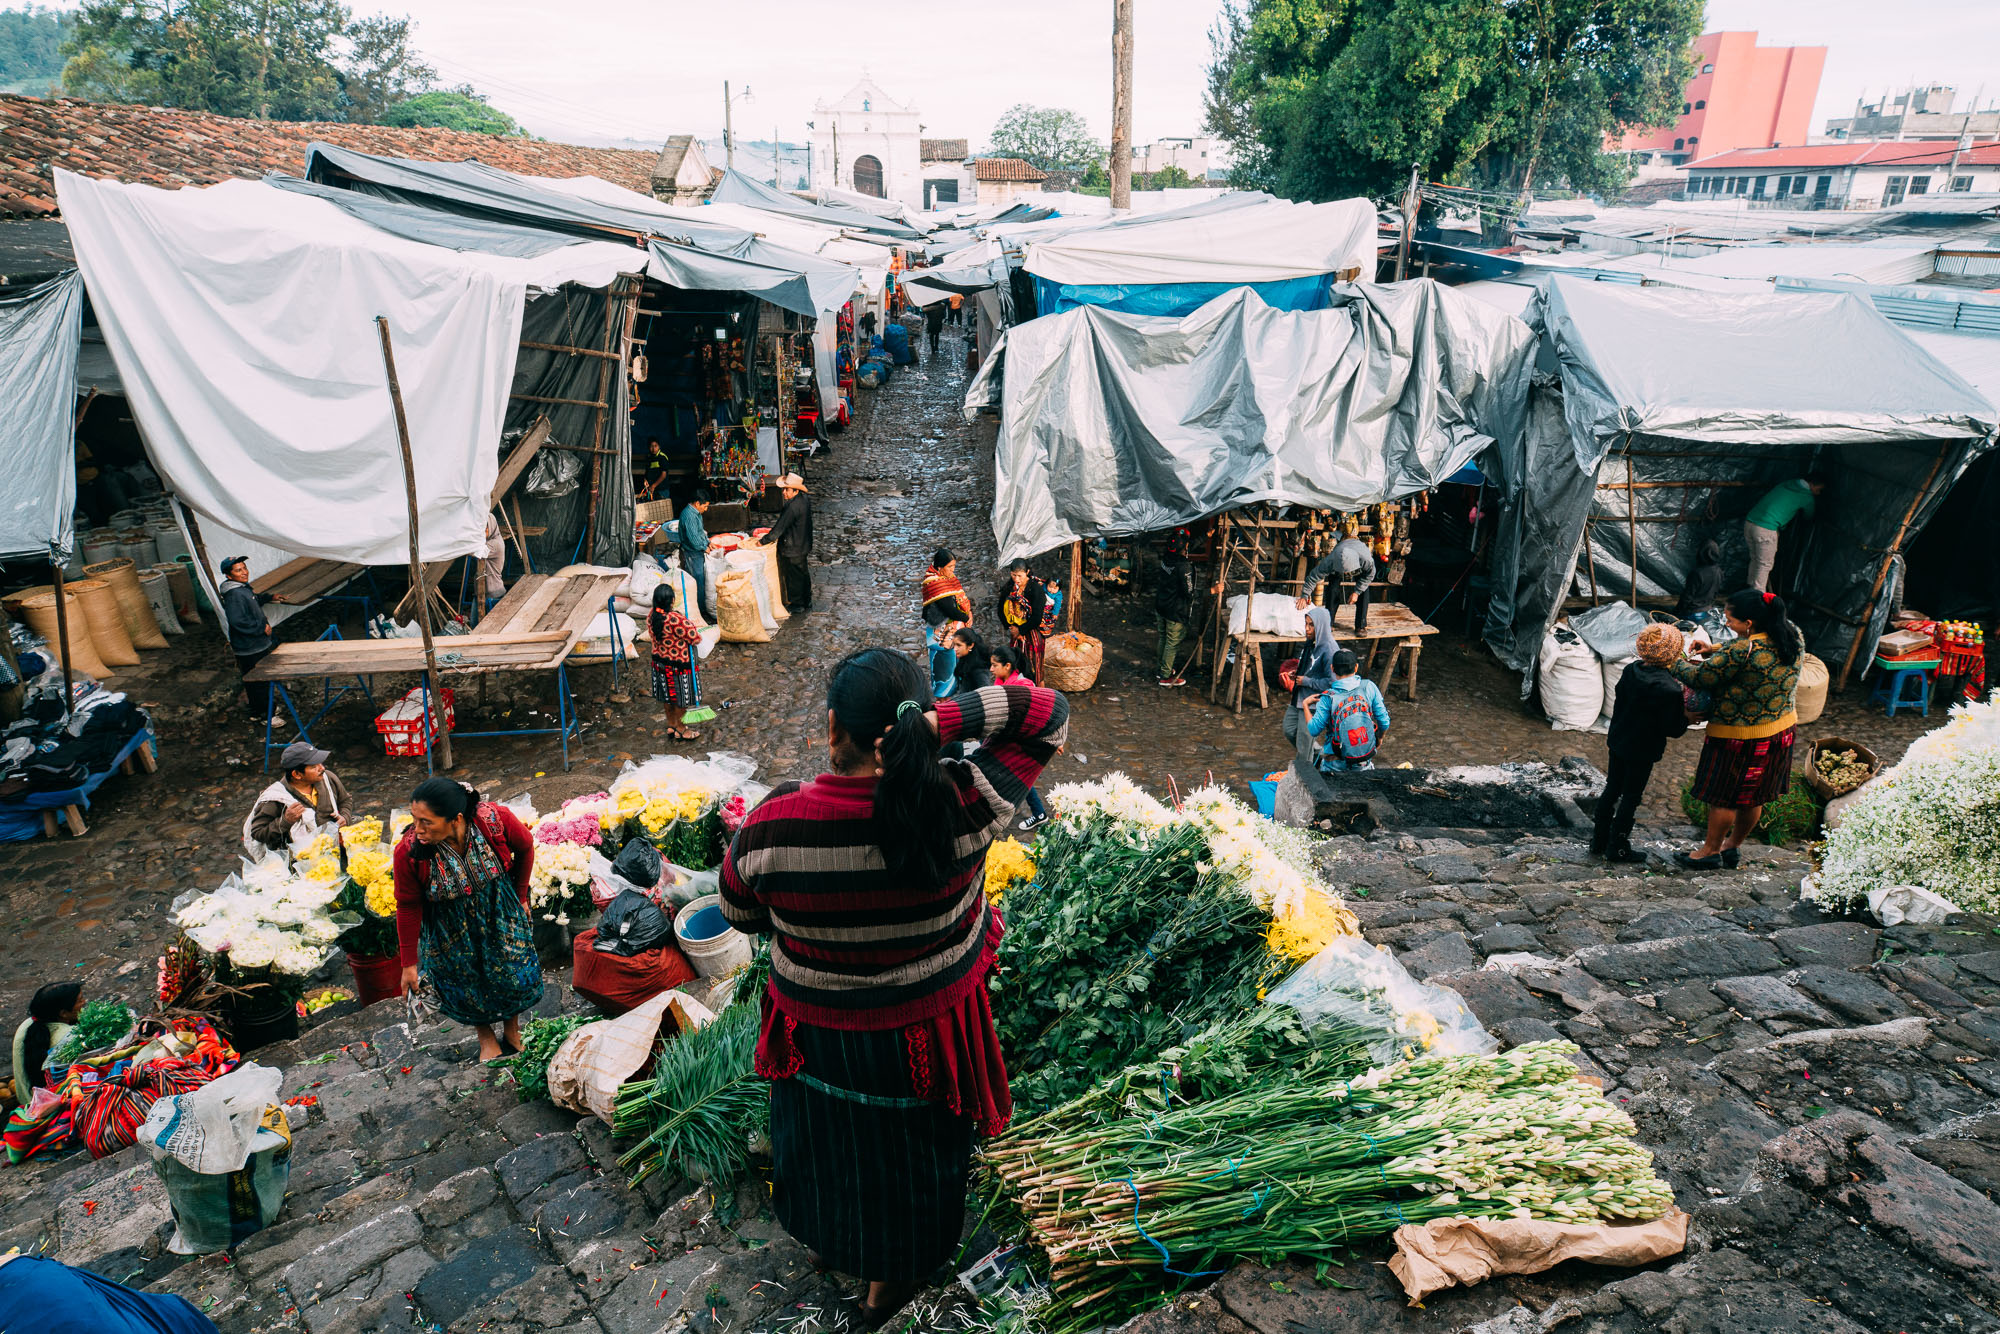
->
[920, 138, 968, 162]
[0, 92, 661, 219]
[973, 156, 1046, 183]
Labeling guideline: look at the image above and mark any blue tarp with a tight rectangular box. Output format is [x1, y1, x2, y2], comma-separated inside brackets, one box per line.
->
[1032, 273, 1338, 318]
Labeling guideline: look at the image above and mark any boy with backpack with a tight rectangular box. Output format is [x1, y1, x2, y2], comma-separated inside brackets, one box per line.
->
[1307, 649, 1391, 771]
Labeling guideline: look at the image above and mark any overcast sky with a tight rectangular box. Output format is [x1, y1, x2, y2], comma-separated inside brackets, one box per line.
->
[19, 1, 2000, 148]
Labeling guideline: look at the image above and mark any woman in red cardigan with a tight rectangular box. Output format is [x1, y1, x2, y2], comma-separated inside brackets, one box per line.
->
[393, 777, 541, 1063]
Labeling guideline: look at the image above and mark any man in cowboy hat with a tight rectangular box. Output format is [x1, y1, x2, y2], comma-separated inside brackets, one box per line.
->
[758, 474, 814, 612]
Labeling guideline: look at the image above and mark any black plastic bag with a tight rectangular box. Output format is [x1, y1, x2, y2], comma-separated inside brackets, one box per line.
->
[611, 836, 663, 890]
[595, 889, 673, 957]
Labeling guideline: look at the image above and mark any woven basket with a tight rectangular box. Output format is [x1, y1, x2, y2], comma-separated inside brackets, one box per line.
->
[1802, 735, 1879, 802]
[1041, 632, 1103, 692]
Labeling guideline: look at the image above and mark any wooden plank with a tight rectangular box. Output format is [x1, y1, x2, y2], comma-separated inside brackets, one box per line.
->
[252, 557, 318, 593]
[279, 562, 364, 603]
[503, 577, 569, 635]
[492, 417, 552, 503]
[480, 574, 546, 630]
[531, 577, 596, 635]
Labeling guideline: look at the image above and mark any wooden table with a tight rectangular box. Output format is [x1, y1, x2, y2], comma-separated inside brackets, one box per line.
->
[245, 570, 627, 769]
[253, 557, 373, 612]
[1222, 602, 1440, 713]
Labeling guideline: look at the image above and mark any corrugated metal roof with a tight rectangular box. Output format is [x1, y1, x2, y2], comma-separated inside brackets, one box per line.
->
[1775, 275, 2000, 336]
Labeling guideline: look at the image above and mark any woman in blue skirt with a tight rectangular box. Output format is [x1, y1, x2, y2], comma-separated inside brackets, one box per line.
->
[393, 777, 542, 1063]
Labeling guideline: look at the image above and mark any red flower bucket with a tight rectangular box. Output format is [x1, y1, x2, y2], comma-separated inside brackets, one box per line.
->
[347, 952, 404, 1007]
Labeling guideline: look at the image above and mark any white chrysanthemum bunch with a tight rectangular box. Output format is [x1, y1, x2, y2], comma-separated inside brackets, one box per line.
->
[1046, 773, 1174, 834]
[1809, 698, 2000, 915]
[529, 841, 593, 907]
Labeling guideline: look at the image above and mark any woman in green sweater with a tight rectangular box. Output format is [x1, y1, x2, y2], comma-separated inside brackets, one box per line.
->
[1670, 589, 1803, 869]
[11, 982, 81, 1100]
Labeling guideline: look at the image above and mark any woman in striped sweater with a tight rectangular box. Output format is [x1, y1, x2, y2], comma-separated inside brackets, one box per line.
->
[720, 648, 1068, 1326]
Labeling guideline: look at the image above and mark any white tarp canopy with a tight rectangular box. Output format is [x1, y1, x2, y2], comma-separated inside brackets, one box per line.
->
[1023, 195, 1378, 286]
[0, 271, 84, 560]
[56, 169, 645, 566]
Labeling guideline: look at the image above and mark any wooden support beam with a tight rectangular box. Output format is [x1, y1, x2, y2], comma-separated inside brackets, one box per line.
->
[509, 393, 608, 409]
[377, 316, 453, 771]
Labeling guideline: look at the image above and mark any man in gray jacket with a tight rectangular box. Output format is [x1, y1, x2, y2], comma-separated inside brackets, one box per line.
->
[219, 557, 286, 724]
[1296, 535, 1377, 633]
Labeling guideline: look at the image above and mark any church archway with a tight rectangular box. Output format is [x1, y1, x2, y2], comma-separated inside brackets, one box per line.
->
[852, 155, 885, 198]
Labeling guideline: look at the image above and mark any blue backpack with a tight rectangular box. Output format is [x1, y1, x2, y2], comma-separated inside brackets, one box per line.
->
[1328, 690, 1378, 762]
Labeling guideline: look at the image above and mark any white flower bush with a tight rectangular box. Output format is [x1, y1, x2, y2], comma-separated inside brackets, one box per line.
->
[1809, 698, 2000, 915]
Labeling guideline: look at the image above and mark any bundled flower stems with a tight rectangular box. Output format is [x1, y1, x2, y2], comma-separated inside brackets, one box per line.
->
[983, 1043, 1675, 1334]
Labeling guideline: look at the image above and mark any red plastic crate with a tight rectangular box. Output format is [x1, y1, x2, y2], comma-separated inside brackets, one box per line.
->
[375, 686, 455, 757]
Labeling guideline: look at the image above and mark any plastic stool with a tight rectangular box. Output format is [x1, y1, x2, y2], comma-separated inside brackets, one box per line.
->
[1870, 663, 1933, 718]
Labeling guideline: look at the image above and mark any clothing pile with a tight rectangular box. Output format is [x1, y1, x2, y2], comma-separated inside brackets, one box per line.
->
[0, 666, 151, 798]
[4, 1017, 240, 1164]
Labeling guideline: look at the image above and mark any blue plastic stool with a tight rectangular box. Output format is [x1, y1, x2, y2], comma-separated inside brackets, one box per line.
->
[1870, 660, 1935, 718]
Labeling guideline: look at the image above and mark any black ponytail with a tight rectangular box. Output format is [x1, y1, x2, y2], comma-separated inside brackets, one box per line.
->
[23, 981, 81, 1087]
[1727, 588, 1802, 665]
[411, 777, 480, 821]
[828, 647, 960, 886]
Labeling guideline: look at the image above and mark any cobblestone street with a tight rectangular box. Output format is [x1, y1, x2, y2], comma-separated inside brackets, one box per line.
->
[0, 331, 1991, 1334]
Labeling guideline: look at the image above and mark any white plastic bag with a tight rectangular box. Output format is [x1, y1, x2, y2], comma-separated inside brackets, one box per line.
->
[1539, 626, 1603, 731]
[139, 1062, 284, 1175]
[1265, 936, 1495, 1065]
[1866, 883, 1960, 926]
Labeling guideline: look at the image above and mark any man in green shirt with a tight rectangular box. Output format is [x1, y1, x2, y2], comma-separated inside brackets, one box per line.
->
[1743, 476, 1825, 592]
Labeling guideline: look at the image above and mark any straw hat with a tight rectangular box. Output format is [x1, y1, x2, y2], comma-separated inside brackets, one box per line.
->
[775, 473, 809, 493]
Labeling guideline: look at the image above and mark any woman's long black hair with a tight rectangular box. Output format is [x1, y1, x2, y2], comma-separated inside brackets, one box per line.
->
[1727, 588, 1803, 665]
[22, 981, 81, 1088]
[952, 626, 995, 693]
[828, 647, 959, 886]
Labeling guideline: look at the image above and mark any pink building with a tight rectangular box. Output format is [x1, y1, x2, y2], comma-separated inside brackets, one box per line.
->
[1619, 31, 1826, 168]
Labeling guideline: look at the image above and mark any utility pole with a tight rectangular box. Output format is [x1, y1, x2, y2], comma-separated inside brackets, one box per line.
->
[1393, 164, 1420, 281]
[724, 80, 734, 170]
[1110, 0, 1133, 209]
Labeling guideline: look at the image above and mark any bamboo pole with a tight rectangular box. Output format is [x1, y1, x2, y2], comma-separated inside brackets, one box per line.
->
[49, 559, 73, 716]
[376, 317, 454, 770]
[1838, 449, 1950, 691]
[582, 281, 622, 563]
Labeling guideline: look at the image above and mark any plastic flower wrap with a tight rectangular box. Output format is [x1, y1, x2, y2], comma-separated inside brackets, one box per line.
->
[391, 809, 413, 838]
[298, 855, 343, 884]
[296, 826, 340, 863]
[228, 928, 282, 969]
[300, 917, 342, 946]
[1810, 697, 2000, 914]
[984, 837, 1037, 905]
[342, 816, 385, 850]
[272, 940, 327, 976]
[239, 852, 293, 894]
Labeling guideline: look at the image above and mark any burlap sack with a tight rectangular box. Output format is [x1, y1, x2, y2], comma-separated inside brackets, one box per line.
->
[715, 571, 770, 643]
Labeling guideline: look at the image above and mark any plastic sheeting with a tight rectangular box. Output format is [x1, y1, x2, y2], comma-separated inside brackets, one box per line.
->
[965, 281, 1535, 561]
[55, 171, 641, 566]
[709, 168, 923, 240]
[0, 271, 82, 560]
[1032, 272, 1337, 318]
[1483, 279, 1999, 678]
[1022, 195, 1376, 287]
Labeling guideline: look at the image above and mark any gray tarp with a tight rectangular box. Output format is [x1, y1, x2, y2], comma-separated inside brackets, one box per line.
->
[710, 169, 923, 240]
[1484, 278, 1999, 678]
[0, 271, 83, 559]
[964, 281, 1535, 561]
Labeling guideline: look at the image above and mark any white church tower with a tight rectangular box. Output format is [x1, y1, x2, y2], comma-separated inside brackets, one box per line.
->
[809, 75, 926, 211]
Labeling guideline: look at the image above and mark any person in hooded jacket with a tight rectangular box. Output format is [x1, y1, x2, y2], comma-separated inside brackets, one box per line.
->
[1278, 605, 1341, 775]
[219, 557, 288, 725]
[1594, 624, 1691, 863]
[1677, 540, 1725, 619]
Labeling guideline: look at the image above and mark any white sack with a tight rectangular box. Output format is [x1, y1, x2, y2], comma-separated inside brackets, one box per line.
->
[1227, 592, 1306, 638]
[1867, 884, 1961, 927]
[138, 1062, 283, 1175]
[725, 549, 780, 631]
[1539, 628, 1603, 730]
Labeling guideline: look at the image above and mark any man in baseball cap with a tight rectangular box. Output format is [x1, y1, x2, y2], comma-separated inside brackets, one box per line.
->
[759, 474, 815, 612]
[242, 740, 351, 860]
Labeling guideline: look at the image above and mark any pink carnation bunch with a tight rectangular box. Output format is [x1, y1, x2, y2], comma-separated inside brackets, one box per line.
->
[719, 794, 749, 834]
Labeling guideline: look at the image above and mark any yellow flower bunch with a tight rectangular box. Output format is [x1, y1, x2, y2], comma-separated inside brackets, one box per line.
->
[614, 788, 649, 820]
[640, 798, 674, 835]
[342, 816, 384, 850]
[391, 810, 413, 837]
[672, 788, 711, 821]
[297, 827, 339, 863]
[299, 855, 343, 884]
[364, 876, 397, 918]
[984, 837, 1037, 905]
[346, 844, 395, 917]
[1263, 886, 1361, 963]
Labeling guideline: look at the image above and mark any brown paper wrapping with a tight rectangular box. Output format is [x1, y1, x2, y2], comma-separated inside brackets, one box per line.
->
[84, 558, 169, 649]
[1388, 1210, 1688, 1303]
[69, 577, 141, 665]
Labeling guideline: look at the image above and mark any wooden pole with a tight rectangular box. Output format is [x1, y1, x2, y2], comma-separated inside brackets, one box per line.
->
[1066, 540, 1083, 633]
[1207, 512, 1232, 699]
[581, 282, 621, 563]
[1838, 449, 1950, 691]
[1109, 0, 1133, 210]
[1394, 165, 1420, 281]
[1625, 446, 1639, 609]
[49, 559, 74, 716]
[375, 317, 454, 770]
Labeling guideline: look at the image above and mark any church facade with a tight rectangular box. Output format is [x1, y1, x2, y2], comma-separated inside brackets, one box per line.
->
[808, 76, 971, 212]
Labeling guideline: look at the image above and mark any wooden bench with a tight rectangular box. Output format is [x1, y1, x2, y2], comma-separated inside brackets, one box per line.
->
[1223, 602, 1440, 713]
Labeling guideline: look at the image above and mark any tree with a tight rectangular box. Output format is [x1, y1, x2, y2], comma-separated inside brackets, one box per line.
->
[380, 88, 520, 135]
[1204, 0, 1699, 201]
[60, 0, 461, 124]
[0, 5, 74, 93]
[987, 103, 1103, 174]
[1138, 164, 1195, 190]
